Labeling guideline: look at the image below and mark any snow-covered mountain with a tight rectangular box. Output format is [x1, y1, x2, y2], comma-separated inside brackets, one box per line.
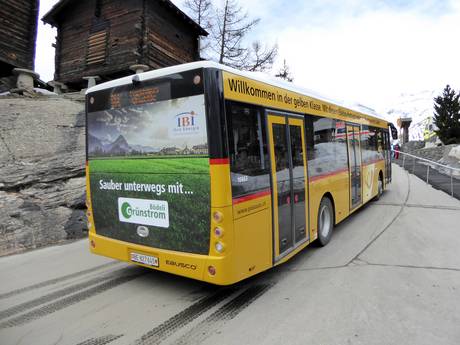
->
[88, 133, 159, 155]
[105, 135, 131, 154]
[379, 90, 437, 142]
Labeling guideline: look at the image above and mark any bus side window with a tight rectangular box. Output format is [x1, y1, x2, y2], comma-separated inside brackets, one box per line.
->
[361, 126, 380, 163]
[306, 115, 347, 177]
[226, 101, 270, 197]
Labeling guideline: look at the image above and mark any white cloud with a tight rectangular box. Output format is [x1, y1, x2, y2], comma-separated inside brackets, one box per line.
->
[35, 0, 58, 82]
[269, 1, 460, 109]
[35, 0, 460, 111]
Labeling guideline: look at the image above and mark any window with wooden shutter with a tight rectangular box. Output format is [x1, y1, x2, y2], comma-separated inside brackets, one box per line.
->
[86, 30, 108, 65]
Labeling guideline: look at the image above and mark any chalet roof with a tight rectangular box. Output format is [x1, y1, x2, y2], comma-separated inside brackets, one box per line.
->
[42, 0, 208, 36]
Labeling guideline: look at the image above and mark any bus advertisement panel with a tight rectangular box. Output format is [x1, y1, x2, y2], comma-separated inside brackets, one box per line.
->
[86, 69, 211, 255]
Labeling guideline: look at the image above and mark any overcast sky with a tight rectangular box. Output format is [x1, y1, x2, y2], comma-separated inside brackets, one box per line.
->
[36, 0, 460, 110]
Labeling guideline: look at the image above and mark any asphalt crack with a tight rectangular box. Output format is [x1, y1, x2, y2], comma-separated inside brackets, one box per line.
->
[346, 168, 411, 266]
[373, 202, 460, 211]
[351, 258, 460, 273]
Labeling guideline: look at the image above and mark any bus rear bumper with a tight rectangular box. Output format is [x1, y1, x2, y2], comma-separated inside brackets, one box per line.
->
[88, 233, 237, 285]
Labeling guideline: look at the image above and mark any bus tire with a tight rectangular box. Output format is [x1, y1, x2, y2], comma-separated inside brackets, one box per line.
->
[373, 175, 383, 201]
[317, 197, 334, 246]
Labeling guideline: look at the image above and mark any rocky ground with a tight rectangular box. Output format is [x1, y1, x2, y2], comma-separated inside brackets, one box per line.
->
[0, 94, 87, 256]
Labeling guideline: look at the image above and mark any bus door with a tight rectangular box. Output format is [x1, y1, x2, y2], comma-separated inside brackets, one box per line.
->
[346, 125, 362, 210]
[267, 113, 308, 260]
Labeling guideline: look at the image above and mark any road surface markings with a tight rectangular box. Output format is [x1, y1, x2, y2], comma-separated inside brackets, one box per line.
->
[0, 261, 119, 300]
[0, 268, 144, 329]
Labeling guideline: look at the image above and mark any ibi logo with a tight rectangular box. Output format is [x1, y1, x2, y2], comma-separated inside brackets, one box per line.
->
[176, 111, 196, 127]
[173, 111, 200, 136]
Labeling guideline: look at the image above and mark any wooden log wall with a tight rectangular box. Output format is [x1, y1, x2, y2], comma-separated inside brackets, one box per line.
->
[145, 1, 199, 69]
[53, 0, 201, 88]
[0, 0, 39, 74]
[56, 0, 143, 87]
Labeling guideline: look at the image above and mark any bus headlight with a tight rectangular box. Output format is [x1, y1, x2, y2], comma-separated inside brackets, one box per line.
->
[215, 242, 225, 253]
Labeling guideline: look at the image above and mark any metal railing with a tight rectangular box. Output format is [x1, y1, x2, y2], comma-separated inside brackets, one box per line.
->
[393, 150, 460, 197]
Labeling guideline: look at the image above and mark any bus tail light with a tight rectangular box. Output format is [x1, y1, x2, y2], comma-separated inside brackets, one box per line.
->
[214, 227, 224, 237]
[90, 240, 96, 248]
[213, 211, 224, 223]
[208, 265, 216, 276]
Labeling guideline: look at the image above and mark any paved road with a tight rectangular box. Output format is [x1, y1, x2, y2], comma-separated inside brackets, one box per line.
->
[1, 165, 460, 345]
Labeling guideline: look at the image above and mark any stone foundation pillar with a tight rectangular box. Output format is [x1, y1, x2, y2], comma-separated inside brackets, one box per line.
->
[83, 76, 101, 89]
[130, 64, 149, 74]
[48, 81, 68, 94]
[12, 68, 40, 94]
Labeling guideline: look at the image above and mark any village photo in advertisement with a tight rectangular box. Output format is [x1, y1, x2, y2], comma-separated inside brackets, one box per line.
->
[87, 94, 208, 158]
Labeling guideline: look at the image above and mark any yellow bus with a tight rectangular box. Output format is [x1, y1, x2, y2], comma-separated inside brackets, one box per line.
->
[85, 61, 394, 285]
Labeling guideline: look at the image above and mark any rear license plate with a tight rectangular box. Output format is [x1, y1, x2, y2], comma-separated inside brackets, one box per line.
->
[130, 252, 159, 267]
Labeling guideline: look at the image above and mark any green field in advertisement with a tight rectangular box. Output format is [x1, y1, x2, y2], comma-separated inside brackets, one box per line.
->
[89, 157, 210, 254]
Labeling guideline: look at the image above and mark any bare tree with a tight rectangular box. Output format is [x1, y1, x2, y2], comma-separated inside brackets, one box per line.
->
[244, 41, 278, 72]
[184, 0, 277, 71]
[212, 0, 258, 66]
[184, 0, 213, 54]
[275, 59, 294, 82]
[184, 0, 213, 29]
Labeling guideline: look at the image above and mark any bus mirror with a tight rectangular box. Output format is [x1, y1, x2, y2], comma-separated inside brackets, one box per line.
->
[389, 123, 398, 140]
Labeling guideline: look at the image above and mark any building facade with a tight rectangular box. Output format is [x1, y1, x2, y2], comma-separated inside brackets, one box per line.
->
[43, 0, 207, 90]
[0, 0, 39, 90]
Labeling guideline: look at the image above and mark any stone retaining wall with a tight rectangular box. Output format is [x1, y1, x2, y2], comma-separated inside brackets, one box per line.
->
[0, 95, 87, 256]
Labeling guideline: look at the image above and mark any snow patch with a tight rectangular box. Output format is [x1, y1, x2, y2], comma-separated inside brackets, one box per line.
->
[34, 88, 57, 95]
[448, 145, 460, 161]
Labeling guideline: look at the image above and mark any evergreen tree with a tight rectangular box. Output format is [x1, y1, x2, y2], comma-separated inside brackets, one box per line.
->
[275, 59, 294, 82]
[433, 85, 460, 144]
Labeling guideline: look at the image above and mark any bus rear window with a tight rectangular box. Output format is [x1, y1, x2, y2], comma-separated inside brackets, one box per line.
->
[86, 69, 208, 159]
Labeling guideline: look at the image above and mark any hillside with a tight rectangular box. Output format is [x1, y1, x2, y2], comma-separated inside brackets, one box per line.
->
[381, 90, 436, 141]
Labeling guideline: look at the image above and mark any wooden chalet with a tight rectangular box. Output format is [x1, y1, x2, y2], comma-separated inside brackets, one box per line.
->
[0, 0, 39, 79]
[43, 0, 208, 90]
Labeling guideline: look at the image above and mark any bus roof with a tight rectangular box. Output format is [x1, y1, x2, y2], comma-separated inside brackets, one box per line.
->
[87, 61, 387, 123]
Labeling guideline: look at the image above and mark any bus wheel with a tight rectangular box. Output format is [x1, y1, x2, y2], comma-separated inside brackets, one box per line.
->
[373, 176, 383, 201]
[317, 197, 333, 246]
